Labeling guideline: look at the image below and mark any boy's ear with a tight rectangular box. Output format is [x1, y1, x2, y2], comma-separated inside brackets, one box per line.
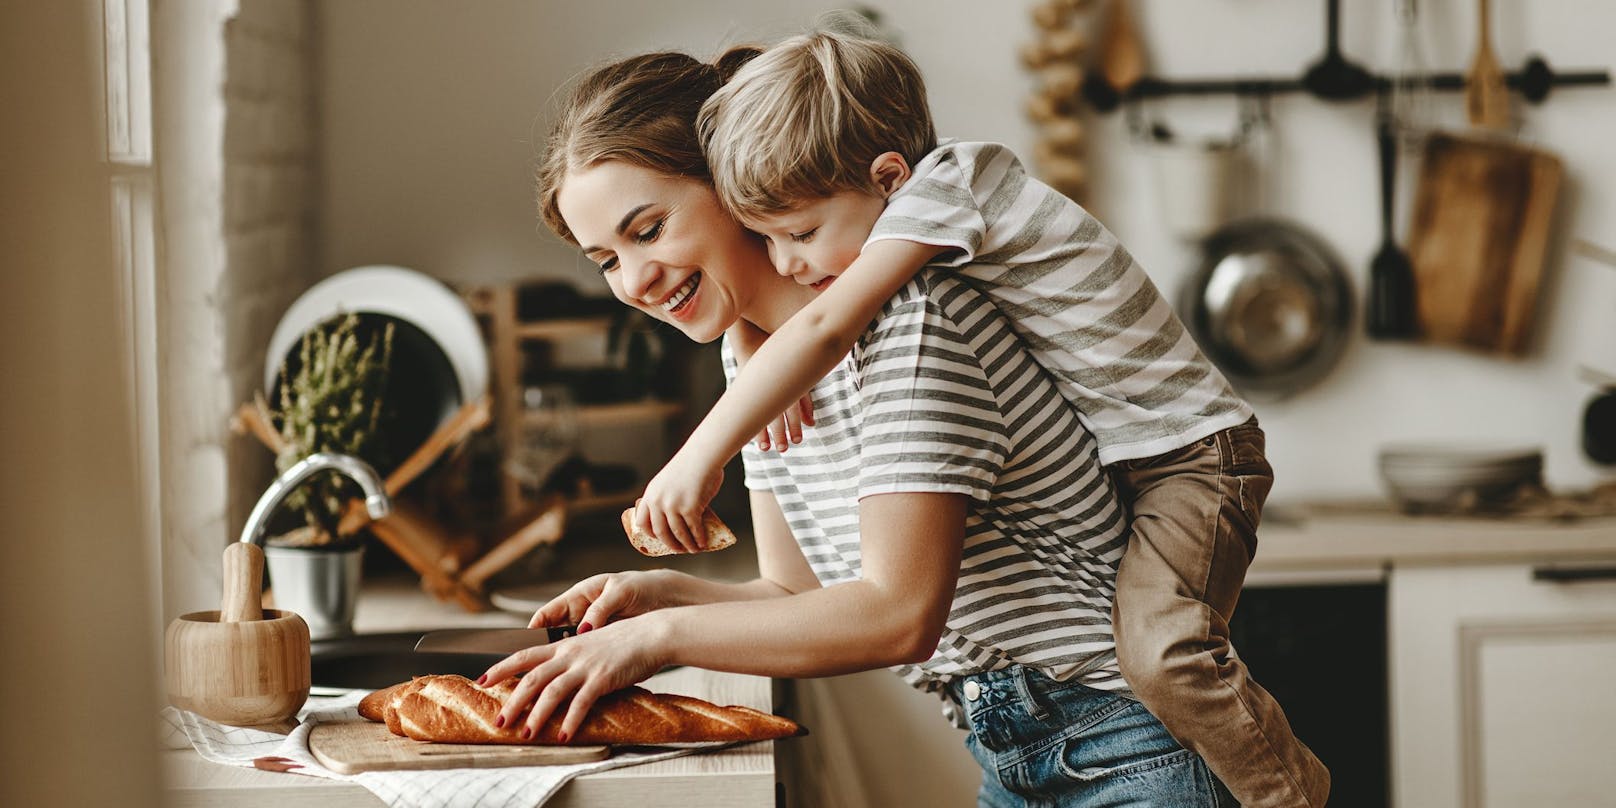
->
[869, 152, 912, 198]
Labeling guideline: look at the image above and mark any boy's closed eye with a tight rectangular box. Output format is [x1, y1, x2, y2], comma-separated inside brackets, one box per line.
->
[789, 228, 818, 243]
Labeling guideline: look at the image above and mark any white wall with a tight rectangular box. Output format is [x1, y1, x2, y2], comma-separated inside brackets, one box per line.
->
[156, 0, 322, 621]
[319, 0, 1616, 504]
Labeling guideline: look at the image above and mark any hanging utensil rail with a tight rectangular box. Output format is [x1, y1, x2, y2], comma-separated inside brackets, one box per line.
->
[1081, 0, 1608, 112]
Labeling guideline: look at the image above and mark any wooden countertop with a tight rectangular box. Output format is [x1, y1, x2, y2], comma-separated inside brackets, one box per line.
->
[162, 666, 778, 808]
[1248, 503, 1616, 583]
[162, 572, 779, 808]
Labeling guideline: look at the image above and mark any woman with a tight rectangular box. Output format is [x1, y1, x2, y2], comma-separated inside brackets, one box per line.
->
[479, 50, 1234, 807]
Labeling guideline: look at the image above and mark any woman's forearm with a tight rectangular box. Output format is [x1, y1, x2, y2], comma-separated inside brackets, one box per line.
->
[649, 568, 795, 609]
[645, 578, 937, 678]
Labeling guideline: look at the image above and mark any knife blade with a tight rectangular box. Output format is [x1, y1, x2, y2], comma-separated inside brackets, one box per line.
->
[413, 626, 574, 655]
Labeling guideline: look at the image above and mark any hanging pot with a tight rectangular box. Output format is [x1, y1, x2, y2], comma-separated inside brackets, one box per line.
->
[1179, 218, 1354, 401]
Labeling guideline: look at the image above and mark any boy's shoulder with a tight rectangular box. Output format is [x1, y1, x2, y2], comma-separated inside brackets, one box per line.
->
[916, 140, 1020, 173]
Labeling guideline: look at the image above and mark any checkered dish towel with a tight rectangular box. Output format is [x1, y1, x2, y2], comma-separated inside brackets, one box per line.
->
[160, 692, 704, 808]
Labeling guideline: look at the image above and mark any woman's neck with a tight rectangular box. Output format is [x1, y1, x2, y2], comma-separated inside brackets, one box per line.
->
[741, 271, 819, 334]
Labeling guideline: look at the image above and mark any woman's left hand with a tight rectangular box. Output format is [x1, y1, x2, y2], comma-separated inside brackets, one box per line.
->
[478, 616, 670, 743]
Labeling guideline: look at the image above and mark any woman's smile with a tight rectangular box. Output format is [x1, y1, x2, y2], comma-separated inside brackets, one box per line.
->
[659, 272, 702, 319]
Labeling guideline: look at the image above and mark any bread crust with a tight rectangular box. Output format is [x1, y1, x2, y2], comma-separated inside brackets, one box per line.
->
[620, 507, 738, 556]
[357, 680, 409, 723]
[361, 674, 803, 745]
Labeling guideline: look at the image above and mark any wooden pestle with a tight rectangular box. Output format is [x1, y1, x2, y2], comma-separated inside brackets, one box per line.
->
[220, 542, 264, 622]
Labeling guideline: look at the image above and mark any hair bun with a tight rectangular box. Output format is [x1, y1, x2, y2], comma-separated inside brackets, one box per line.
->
[714, 45, 763, 83]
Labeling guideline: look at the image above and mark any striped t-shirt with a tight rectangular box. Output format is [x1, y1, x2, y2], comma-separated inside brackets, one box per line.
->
[733, 270, 1132, 701]
[867, 140, 1253, 465]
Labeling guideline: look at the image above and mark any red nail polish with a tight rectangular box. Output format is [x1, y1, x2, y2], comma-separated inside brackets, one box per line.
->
[578, 622, 593, 633]
[520, 727, 533, 740]
[495, 714, 505, 728]
[558, 731, 570, 744]
[475, 675, 487, 686]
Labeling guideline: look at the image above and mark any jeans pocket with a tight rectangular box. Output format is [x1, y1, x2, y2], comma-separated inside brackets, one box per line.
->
[1056, 744, 1227, 806]
[1059, 746, 1199, 783]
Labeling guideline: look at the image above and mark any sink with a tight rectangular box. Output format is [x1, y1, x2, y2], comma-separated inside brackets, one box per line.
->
[310, 631, 505, 690]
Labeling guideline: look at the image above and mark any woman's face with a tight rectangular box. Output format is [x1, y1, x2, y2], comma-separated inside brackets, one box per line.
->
[558, 160, 772, 343]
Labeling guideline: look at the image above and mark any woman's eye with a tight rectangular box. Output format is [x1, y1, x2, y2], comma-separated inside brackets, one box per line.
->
[790, 228, 818, 243]
[634, 219, 665, 244]
[597, 257, 618, 273]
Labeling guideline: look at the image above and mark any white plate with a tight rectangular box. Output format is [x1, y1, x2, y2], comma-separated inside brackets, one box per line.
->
[265, 265, 488, 408]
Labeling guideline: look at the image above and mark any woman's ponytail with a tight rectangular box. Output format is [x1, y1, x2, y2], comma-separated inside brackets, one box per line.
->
[714, 45, 763, 84]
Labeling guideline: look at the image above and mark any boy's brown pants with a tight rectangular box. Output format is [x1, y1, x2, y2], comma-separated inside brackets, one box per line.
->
[1111, 418, 1330, 808]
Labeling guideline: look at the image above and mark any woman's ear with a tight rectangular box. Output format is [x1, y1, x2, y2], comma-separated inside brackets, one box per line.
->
[869, 152, 912, 198]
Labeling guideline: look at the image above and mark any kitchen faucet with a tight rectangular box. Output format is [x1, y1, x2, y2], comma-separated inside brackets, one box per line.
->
[237, 452, 391, 546]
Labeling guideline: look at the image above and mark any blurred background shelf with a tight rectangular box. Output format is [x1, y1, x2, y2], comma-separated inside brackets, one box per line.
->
[461, 282, 686, 522]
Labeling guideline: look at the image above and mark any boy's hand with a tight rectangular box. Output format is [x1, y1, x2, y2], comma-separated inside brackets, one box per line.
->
[633, 458, 725, 554]
[756, 395, 815, 452]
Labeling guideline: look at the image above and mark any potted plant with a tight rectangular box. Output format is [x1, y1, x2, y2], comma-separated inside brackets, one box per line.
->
[266, 313, 395, 639]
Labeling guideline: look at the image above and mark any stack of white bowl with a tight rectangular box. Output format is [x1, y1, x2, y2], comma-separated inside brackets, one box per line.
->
[1377, 444, 1544, 513]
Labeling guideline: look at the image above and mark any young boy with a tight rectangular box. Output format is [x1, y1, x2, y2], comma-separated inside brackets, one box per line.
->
[632, 30, 1328, 808]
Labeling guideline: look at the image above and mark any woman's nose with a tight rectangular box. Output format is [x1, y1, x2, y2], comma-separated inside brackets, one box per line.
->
[619, 254, 661, 300]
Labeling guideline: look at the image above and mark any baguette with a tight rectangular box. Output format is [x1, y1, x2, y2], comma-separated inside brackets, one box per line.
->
[620, 506, 737, 556]
[357, 680, 412, 723]
[363, 674, 803, 745]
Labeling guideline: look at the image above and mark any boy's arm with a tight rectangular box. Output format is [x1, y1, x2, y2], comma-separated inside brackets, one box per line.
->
[725, 319, 814, 452]
[634, 238, 947, 552]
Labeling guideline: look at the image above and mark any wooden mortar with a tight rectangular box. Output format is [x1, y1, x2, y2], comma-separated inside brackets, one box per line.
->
[165, 542, 310, 731]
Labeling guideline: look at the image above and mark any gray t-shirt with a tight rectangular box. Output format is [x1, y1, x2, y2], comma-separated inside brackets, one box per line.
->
[867, 140, 1253, 464]
[733, 270, 1132, 701]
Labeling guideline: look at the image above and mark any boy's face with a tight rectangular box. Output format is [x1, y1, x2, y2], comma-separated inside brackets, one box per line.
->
[743, 190, 888, 291]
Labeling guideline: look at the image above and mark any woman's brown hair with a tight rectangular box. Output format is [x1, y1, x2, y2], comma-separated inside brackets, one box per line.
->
[537, 47, 761, 244]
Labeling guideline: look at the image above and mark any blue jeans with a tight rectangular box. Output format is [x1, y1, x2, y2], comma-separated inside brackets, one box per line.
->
[947, 666, 1235, 808]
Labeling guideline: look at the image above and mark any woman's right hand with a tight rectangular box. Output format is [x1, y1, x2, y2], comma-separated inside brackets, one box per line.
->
[528, 570, 670, 634]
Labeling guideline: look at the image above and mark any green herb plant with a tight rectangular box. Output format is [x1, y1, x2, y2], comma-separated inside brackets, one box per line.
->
[271, 313, 395, 547]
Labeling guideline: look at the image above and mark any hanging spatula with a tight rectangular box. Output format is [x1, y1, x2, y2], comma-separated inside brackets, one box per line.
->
[1367, 96, 1417, 339]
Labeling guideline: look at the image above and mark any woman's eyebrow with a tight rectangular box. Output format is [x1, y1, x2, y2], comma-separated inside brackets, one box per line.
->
[580, 203, 653, 255]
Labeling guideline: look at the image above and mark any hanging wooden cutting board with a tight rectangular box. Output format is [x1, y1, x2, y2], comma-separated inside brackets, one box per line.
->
[1406, 132, 1563, 354]
[309, 720, 610, 774]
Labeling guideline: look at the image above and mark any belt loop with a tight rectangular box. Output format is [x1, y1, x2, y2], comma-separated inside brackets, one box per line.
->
[1013, 666, 1050, 721]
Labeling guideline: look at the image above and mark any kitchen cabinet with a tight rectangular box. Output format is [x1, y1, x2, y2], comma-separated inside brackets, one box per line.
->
[1389, 561, 1616, 808]
[1245, 507, 1616, 807]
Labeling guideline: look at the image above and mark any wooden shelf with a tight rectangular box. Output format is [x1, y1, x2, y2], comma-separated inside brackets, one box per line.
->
[524, 399, 683, 429]
[513, 317, 611, 341]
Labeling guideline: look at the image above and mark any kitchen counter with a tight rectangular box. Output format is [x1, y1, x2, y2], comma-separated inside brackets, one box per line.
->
[162, 577, 780, 808]
[163, 665, 779, 808]
[1248, 502, 1616, 583]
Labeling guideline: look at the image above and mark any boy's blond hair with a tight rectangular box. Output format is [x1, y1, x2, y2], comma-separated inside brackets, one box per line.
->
[697, 30, 936, 218]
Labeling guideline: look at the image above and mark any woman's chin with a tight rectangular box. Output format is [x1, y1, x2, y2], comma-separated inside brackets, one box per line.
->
[680, 321, 724, 343]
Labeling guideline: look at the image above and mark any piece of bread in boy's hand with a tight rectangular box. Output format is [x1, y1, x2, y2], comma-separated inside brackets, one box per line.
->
[620, 506, 738, 556]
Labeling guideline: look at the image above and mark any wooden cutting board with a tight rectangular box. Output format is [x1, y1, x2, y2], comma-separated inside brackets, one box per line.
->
[1406, 132, 1563, 354]
[309, 720, 610, 774]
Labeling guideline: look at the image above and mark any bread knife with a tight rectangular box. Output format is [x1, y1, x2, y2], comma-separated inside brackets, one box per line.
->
[413, 626, 575, 655]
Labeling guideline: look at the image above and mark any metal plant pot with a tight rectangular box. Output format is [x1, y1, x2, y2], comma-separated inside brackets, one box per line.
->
[264, 543, 364, 641]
